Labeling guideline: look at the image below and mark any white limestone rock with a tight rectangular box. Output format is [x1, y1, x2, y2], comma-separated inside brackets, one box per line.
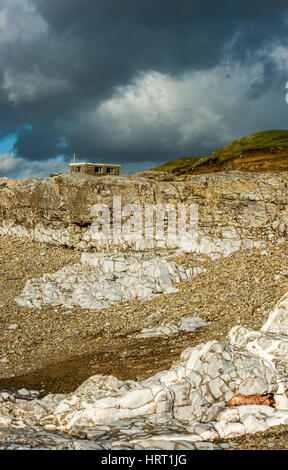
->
[15, 254, 196, 310]
[179, 317, 209, 332]
[5, 288, 288, 448]
[229, 325, 288, 375]
[261, 291, 288, 336]
[136, 317, 209, 338]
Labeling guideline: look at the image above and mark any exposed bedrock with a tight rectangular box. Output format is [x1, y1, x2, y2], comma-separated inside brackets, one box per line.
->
[2, 290, 288, 449]
[15, 253, 193, 310]
[0, 171, 287, 256]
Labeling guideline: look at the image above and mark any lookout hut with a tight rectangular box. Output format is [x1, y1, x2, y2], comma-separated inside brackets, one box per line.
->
[69, 162, 120, 176]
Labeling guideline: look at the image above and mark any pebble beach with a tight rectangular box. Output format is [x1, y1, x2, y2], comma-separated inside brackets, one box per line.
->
[2, 235, 288, 449]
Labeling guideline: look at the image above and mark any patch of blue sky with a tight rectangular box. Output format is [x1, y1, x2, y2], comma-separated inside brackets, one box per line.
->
[0, 133, 17, 154]
[0, 125, 33, 154]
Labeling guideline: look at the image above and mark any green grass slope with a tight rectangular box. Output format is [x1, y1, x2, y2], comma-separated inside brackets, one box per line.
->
[153, 130, 288, 173]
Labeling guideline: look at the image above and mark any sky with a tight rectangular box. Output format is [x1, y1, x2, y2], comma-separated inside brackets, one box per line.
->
[0, 0, 288, 178]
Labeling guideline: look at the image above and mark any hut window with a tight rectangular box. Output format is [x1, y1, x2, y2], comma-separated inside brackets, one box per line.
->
[95, 167, 102, 173]
[77, 166, 81, 172]
[107, 167, 114, 174]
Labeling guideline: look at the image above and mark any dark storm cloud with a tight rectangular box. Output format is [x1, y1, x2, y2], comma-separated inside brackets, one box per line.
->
[34, 0, 288, 71]
[0, 0, 288, 175]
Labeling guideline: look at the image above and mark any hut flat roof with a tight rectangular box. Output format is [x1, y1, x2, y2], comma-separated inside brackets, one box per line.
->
[69, 162, 121, 167]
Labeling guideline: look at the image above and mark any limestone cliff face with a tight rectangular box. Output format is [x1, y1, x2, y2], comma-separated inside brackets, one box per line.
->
[0, 171, 287, 256]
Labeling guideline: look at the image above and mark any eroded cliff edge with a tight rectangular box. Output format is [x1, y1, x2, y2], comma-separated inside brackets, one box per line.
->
[0, 171, 287, 257]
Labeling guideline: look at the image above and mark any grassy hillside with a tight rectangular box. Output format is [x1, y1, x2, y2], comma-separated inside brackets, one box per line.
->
[152, 130, 288, 174]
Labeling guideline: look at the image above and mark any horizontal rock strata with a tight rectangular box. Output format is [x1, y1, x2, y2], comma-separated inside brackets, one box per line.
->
[0, 171, 287, 256]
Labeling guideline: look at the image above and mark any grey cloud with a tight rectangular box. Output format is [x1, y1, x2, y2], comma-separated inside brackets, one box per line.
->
[0, 0, 288, 175]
